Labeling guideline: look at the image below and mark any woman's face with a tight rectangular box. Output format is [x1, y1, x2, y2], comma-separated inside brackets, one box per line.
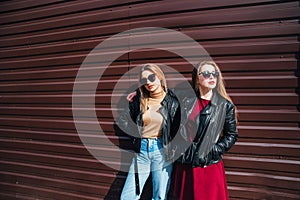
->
[140, 70, 162, 92]
[198, 64, 218, 90]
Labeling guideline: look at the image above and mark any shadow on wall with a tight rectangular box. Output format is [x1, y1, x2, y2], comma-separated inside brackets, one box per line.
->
[104, 172, 152, 200]
[103, 83, 153, 199]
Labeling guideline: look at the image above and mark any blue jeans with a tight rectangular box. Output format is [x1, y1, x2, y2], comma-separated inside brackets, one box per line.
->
[120, 138, 173, 200]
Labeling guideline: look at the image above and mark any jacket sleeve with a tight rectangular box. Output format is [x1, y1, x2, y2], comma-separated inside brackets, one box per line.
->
[170, 97, 181, 140]
[204, 102, 238, 166]
[116, 92, 140, 138]
[116, 107, 137, 137]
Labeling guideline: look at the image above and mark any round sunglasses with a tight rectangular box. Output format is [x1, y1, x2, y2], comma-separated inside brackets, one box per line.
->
[140, 74, 156, 85]
[199, 71, 220, 79]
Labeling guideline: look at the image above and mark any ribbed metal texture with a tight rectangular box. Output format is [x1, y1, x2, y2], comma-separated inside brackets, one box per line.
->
[0, 1, 299, 199]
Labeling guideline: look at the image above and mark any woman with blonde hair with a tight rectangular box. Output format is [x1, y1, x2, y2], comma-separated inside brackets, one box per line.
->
[170, 61, 238, 200]
[117, 63, 181, 200]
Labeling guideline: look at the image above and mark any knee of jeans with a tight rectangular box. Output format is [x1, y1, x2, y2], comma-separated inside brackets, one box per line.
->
[120, 190, 134, 200]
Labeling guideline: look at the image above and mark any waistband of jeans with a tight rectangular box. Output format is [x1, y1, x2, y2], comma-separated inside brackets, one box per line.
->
[142, 137, 162, 140]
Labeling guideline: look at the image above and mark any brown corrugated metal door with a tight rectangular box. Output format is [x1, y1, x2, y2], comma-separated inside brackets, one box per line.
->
[0, 1, 299, 199]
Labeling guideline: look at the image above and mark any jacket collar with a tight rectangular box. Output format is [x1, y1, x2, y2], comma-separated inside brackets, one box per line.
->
[210, 90, 220, 107]
[199, 91, 221, 115]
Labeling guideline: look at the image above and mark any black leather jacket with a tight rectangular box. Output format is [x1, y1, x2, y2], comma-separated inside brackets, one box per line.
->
[176, 91, 238, 168]
[117, 89, 181, 161]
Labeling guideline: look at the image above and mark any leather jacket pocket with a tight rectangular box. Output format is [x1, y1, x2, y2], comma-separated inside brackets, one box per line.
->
[204, 144, 223, 166]
[181, 142, 197, 163]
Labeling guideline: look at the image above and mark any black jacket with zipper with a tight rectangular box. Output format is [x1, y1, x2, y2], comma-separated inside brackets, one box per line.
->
[176, 91, 238, 168]
[116, 89, 181, 161]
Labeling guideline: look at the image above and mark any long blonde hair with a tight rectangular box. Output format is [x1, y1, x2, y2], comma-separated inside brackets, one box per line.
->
[192, 61, 238, 122]
[193, 61, 233, 103]
[138, 63, 167, 112]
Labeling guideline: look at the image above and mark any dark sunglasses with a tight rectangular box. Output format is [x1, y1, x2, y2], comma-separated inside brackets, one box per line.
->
[140, 74, 156, 85]
[199, 71, 219, 79]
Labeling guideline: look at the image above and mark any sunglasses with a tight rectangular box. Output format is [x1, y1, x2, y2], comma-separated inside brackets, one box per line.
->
[140, 74, 156, 85]
[199, 71, 219, 79]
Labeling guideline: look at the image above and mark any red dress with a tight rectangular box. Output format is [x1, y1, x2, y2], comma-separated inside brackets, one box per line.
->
[170, 98, 229, 200]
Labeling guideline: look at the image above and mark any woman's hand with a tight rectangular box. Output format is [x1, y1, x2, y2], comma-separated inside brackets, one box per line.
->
[127, 91, 137, 102]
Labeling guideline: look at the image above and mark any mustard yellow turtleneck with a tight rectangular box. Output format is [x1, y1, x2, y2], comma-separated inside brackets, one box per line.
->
[142, 89, 166, 138]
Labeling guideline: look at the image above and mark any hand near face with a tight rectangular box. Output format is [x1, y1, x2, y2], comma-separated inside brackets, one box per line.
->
[127, 91, 137, 102]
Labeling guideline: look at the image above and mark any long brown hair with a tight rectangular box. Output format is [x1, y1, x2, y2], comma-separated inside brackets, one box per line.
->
[138, 63, 167, 112]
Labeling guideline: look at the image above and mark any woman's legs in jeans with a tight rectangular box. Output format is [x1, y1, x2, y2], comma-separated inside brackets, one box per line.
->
[151, 155, 173, 200]
[120, 138, 172, 200]
[146, 138, 173, 200]
[120, 150, 151, 200]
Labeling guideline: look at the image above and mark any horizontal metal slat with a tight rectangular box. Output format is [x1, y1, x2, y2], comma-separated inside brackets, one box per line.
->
[1, 20, 299, 54]
[0, 0, 279, 25]
[227, 171, 300, 191]
[0, 127, 82, 143]
[1, 1, 298, 36]
[0, 0, 145, 25]
[0, 52, 130, 69]
[0, 191, 40, 200]
[129, 3, 300, 29]
[0, 182, 104, 200]
[0, 76, 298, 92]
[1, 90, 300, 106]
[228, 185, 300, 200]
[0, 160, 120, 184]
[0, 40, 298, 70]
[0, 59, 297, 80]
[0, 138, 124, 160]
[0, 6, 299, 48]
[0, 109, 298, 129]
[238, 126, 300, 140]
[237, 109, 300, 122]
[224, 156, 300, 173]
[231, 142, 300, 157]
[0, 150, 118, 171]
[0, 0, 65, 13]
[1, 171, 109, 196]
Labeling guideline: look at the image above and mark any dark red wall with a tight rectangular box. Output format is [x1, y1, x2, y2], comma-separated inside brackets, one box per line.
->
[0, 1, 299, 199]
